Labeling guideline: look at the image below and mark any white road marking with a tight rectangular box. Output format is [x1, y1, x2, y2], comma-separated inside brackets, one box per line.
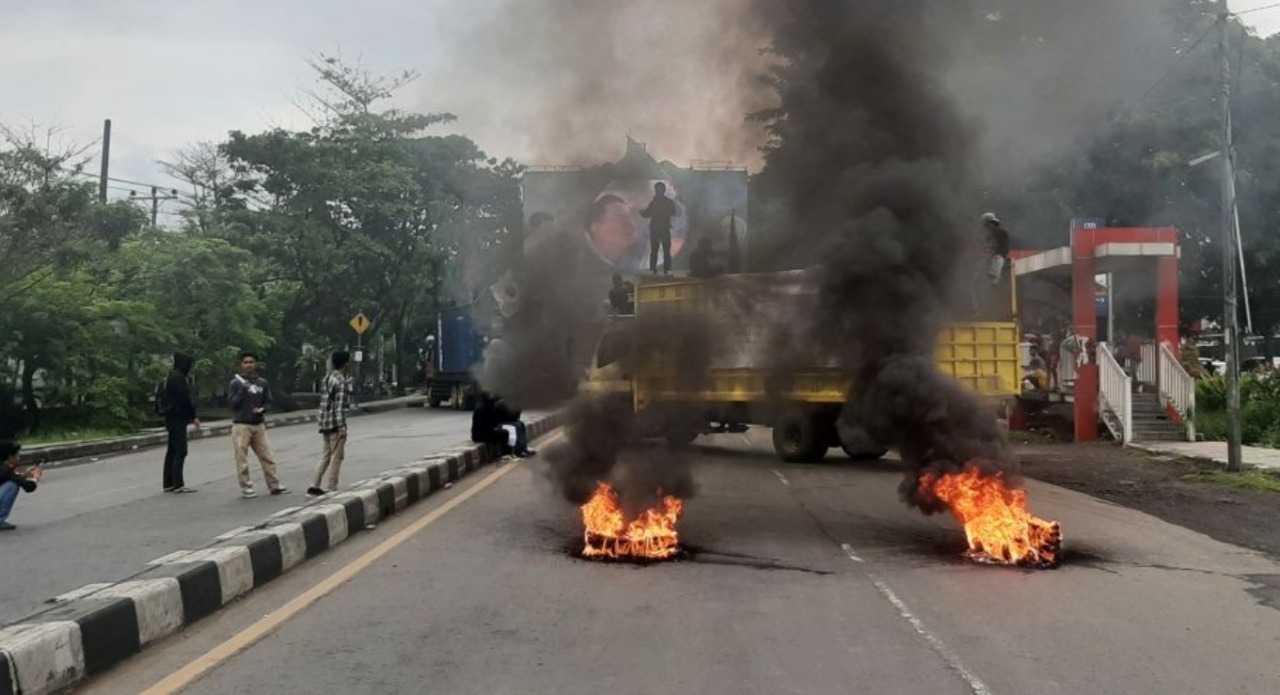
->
[839, 543, 864, 563]
[771, 469, 790, 487]
[839, 541, 993, 695]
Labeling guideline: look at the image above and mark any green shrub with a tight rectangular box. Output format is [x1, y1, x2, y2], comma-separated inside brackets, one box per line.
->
[1197, 375, 1227, 411]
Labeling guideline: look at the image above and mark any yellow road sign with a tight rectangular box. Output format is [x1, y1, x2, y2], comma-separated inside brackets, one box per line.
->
[349, 312, 372, 335]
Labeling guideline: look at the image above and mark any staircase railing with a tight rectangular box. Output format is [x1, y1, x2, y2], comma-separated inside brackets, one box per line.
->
[1158, 342, 1196, 441]
[1098, 344, 1133, 443]
[1138, 342, 1158, 387]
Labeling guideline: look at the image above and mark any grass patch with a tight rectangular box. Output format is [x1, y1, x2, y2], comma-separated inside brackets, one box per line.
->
[1196, 409, 1228, 442]
[1182, 471, 1280, 493]
[21, 426, 141, 447]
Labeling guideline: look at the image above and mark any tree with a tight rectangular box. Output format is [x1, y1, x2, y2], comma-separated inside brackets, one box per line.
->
[219, 55, 523, 392]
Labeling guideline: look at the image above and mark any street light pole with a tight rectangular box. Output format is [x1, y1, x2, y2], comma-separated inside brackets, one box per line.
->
[1218, 0, 1243, 472]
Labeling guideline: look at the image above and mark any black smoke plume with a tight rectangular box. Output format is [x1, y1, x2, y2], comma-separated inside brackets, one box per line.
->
[749, 0, 1008, 510]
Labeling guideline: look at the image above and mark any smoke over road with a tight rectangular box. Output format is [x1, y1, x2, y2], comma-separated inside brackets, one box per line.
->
[472, 0, 1181, 512]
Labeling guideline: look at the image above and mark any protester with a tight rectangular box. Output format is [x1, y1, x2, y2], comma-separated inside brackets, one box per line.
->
[228, 352, 288, 498]
[309, 351, 352, 497]
[471, 392, 536, 459]
[160, 352, 201, 493]
[639, 181, 679, 276]
[608, 274, 635, 315]
[496, 396, 536, 458]
[0, 440, 40, 531]
[982, 212, 1011, 285]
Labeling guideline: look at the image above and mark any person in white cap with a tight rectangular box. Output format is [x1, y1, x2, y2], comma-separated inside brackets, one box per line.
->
[982, 212, 1010, 285]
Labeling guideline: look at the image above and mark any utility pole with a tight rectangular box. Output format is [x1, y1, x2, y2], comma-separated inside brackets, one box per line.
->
[150, 186, 159, 227]
[98, 119, 112, 204]
[1218, 0, 1243, 472]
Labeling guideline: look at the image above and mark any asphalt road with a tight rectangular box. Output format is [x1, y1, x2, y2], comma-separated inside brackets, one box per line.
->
[0, 407, 473, 625]
[80, 429, 1280, 695]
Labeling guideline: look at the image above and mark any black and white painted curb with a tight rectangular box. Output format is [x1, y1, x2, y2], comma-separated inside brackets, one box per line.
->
[0, 413, 561, 695]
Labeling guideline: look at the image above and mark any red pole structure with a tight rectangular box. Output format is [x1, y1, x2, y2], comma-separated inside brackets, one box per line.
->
[1156, 255, 1180, 350]
[1072, 226, 1100, 442]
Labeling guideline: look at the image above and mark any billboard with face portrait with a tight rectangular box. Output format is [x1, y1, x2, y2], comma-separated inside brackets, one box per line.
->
[522, 142, 748, 275]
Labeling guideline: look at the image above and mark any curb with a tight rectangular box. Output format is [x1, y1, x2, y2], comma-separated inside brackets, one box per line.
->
[27, 397, 429, 468]
[0, 412, 562, 695]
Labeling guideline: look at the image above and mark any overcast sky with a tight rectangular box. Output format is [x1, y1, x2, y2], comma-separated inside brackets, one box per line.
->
[2, 0, 1278, 209]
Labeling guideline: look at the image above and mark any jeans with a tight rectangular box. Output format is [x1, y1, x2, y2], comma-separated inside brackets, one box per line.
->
[650, 228, 672, 274]
[0, 481, 19, 524]
[163, 421, 189, 489]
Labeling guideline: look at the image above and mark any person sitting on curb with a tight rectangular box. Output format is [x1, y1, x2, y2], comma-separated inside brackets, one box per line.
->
[0, 440, 41, 531]
[495, 395, 536, 459]
[471, 392, 536, 459]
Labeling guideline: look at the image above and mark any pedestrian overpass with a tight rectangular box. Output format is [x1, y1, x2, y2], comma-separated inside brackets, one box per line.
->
[1011, 223, 1195, 444]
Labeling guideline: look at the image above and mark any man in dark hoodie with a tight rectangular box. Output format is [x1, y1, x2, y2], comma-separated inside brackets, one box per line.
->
[228, 352, 288, 498]
[161, 353, 201, 493]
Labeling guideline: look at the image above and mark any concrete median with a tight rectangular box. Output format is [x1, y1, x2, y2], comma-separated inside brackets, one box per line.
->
[0, 411, 561, 695]
[26, 396, 430, 468]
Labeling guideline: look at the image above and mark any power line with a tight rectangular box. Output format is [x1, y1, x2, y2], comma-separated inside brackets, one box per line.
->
[1138, 22, 1217, 104]
[1234, 2, 1280, 17]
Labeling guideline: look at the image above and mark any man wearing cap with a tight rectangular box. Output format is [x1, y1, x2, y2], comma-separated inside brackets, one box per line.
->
[983, 212, 1011, 285]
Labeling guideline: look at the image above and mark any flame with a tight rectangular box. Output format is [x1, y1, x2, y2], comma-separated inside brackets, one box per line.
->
[921, 469, 1062, 569]
[581, 482, 684, 560]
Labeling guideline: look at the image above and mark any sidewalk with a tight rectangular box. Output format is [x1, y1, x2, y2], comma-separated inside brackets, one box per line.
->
[25, 395, 428, 467]
[1132, 441, 1280, 472]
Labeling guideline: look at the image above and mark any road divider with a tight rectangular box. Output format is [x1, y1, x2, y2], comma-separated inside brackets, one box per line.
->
[28, 396, 430, 468]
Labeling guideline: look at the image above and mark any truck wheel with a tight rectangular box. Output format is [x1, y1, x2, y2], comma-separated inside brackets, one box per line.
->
[666, 425, 700, 447]
[772, 411, 827, 463]
[836, 419, 888, 461]
[840, 444, 889, 461]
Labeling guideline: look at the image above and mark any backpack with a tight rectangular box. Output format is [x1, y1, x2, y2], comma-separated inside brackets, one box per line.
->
[153, 378, 172, 416]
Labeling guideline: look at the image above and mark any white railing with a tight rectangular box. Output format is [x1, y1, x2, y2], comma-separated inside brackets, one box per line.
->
[1098, 344, 1133, 444]
[1138, 343, 1158, 386]
[1158, 343, 1196, 441]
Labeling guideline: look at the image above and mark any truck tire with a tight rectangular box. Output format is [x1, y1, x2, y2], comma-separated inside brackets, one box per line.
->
[665, 424, 700, 447]
[836, 419, 888, 461]
[772, 411, 828, 463]
[840, 443, 889, 461]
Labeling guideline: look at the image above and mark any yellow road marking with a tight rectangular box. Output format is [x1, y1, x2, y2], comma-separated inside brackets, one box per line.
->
[141, 432, 560, 695]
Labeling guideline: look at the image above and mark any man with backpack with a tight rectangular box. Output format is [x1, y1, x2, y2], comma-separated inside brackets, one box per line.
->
[157, 353, 200, 493]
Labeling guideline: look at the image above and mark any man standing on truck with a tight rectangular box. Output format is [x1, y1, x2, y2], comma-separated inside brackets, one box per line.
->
[983, 212, 1011, 285]
[640, 182, 679, 276]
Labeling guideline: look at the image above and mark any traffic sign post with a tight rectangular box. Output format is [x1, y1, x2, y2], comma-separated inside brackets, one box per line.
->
[350, 313, 371, 406]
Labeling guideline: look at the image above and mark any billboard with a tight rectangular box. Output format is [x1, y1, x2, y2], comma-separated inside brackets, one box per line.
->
[522, 139, 749, 275]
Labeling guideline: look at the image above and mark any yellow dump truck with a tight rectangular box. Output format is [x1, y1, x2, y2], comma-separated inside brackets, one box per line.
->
[585, 270, 1020, 462]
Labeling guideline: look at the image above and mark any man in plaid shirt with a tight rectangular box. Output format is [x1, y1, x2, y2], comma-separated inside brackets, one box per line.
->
[309, 351, 352, 497]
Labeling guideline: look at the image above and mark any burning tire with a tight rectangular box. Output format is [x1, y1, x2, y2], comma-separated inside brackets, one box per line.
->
[772, 409, 829, 463]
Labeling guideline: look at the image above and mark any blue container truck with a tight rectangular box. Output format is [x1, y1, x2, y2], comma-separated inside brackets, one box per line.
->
[425, 305, 487, 409]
